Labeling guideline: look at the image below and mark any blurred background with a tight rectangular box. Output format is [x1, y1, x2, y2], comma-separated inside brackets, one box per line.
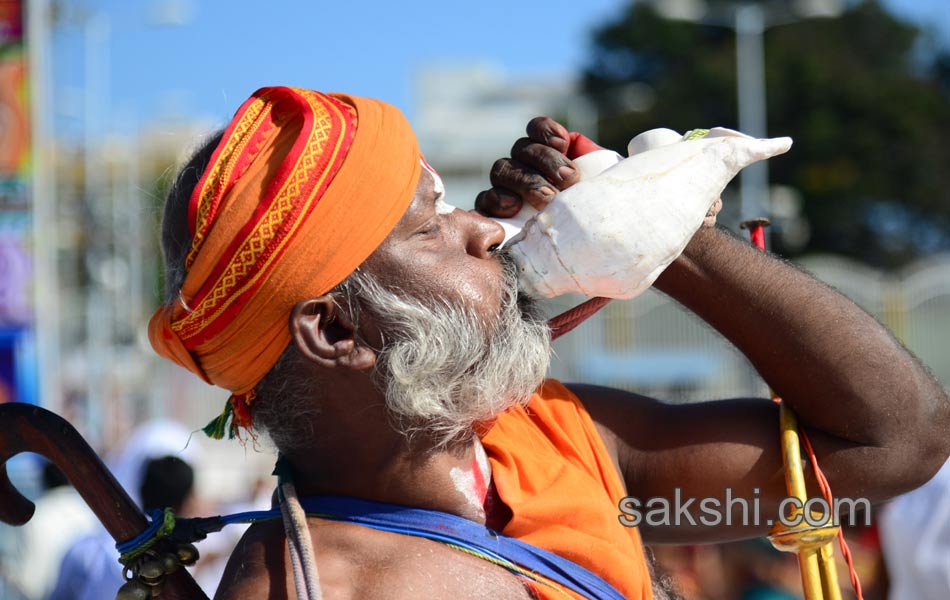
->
[0, 0, 948, 598]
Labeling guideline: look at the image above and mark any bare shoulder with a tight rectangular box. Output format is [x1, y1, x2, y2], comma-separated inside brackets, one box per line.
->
[214, 519, 380, 600]
[214, 520, 289, 600]
[214, 517, 535, 599]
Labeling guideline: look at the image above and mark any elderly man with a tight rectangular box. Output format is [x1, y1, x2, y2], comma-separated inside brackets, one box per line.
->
[150, 87, 949, 599]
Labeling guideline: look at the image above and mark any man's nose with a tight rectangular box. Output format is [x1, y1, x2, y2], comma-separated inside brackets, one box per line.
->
[460, 209, 505, 258]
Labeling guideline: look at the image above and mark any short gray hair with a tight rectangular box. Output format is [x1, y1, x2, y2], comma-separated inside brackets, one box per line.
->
[159, 130, 225, 305]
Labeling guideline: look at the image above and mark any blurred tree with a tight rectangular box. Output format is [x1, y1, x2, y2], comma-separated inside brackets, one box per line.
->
[582, 0, 950, 267]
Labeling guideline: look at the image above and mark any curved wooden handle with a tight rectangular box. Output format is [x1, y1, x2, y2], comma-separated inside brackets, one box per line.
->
[0, 403, 208, 599]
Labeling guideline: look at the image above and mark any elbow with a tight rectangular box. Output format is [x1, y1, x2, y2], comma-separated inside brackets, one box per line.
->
[919, 386, 950, 479]
[888, 386, 950, 496]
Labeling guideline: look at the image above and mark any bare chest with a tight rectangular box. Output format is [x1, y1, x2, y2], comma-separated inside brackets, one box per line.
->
[311, 522, 537, 600]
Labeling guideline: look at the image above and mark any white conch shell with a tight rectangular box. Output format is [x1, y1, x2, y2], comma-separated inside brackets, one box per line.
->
[495, 127, 688, 244]
[507, 128, 792, 299]
[495, 148, 624, 244]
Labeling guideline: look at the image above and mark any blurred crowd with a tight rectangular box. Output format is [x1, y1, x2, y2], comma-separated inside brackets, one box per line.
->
[0, 419, 271, 600]
[0, 418, 947, 599]
[649, 525, 886, 600]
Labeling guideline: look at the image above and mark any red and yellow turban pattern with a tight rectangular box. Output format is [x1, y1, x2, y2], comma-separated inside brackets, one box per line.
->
[148, 86, 422, 438]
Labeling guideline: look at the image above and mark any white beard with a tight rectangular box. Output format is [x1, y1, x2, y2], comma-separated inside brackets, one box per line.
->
[343, 252, 551, 448]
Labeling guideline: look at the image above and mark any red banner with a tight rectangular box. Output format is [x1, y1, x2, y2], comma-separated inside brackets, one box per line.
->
[0, 0, 29, 193]
[0, 0, 23, 44]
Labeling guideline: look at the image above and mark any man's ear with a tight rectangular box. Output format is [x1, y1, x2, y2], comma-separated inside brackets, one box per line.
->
[290, 297, 376, 371]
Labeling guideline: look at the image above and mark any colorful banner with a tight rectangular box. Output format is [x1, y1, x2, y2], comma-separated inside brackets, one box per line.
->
[0, 0, 29, 207]
[0, 0, 35, 404]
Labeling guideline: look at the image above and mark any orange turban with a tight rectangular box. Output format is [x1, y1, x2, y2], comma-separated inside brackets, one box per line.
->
[148, 86, 422, 437]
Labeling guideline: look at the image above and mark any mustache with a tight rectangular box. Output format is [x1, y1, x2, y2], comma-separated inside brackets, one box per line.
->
[494, 246, 544, 325]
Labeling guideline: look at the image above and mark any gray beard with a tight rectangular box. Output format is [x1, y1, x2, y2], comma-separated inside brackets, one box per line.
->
[344, 251, 552, 448]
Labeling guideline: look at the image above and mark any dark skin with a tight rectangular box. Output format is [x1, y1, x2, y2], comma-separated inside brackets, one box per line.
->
[216, 119, 950, 599]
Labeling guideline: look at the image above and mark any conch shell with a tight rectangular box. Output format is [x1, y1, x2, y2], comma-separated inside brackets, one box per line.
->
[502, 128, 792, 299]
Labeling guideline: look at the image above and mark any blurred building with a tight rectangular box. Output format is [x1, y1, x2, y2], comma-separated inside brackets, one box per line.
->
[414, 63, 586, 210]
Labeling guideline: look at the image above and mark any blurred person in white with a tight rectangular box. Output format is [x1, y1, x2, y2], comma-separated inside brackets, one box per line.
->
[879, 457, 950, 600]
[4, 461, 98, 600]
[48, 455, 196, 600]
[106, 419, 203, 509]
[193, 475, 273, 593]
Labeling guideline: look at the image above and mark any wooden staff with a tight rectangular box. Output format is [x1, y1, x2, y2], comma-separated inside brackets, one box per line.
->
[0, 402, 208, 599]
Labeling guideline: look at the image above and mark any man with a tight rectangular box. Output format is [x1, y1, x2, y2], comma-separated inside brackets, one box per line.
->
[150, 87, 949, 599]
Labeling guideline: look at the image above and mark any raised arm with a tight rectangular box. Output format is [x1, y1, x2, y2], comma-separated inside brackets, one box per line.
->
[575, 226, 949, 542]
[656, 224, 947, 469]
[479, 117, 950, 543]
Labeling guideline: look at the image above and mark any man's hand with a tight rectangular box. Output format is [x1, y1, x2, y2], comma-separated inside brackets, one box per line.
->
[703, 198, 722, 228]
[480, 117, 724, 229]
[475, 117, 580, 218]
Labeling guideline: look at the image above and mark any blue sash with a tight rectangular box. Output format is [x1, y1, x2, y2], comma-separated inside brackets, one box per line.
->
[294, 494, 627, 600]
[124, 493, 630, 598]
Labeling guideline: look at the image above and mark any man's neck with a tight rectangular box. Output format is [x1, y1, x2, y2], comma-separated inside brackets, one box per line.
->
[284, 417, 494, 524]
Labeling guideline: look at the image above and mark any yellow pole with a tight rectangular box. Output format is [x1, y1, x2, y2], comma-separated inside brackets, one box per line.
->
[774, 401, 844, 600]
[779, 402, 825, 599]
[819, 542, 842, 600]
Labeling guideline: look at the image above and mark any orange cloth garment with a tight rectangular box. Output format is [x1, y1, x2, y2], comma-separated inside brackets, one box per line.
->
[148, 87, 421, 433]
[481, 379, 653, 600]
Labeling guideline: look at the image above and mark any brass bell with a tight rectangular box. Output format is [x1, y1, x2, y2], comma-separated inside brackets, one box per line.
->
[139, 560, 166, 586]
[115, 579, 150, 600]
[175, 543, 199, 566]
[160, 552, 181, 575]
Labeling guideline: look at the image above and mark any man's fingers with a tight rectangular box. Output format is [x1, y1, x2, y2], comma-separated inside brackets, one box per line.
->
[475, 188, 522, 218]
[703, 198, 723, 228]
[490, 157, 558, 211]
[525, 116, 571, 153]
[510, 138, 579, 191]
[475, 117, 576, 217]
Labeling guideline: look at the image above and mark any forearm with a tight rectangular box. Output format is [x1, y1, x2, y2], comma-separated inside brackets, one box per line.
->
[654, 227, 948, 463]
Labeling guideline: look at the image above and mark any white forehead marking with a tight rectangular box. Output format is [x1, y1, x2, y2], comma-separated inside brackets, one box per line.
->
[435, 197, 457, 215]
[420, 158, 457, 215]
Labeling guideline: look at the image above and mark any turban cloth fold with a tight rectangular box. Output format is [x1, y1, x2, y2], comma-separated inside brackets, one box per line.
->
[148, 86, 422, 438]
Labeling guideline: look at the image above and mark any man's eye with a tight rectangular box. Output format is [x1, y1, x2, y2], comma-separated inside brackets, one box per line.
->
[415, 224, 440, 237]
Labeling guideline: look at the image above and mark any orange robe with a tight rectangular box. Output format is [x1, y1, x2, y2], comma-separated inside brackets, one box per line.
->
[481, 379, 653, 600]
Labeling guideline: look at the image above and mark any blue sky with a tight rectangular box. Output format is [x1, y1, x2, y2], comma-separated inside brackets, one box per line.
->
[49, 0, 950, 136]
